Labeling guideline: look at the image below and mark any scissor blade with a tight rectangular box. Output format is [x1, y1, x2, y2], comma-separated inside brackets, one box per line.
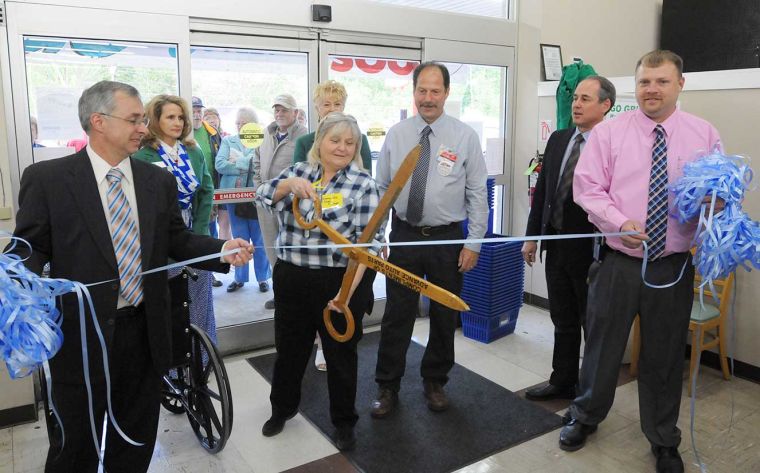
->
[350, 249, 470, 312]
[358, 145, 421, 244]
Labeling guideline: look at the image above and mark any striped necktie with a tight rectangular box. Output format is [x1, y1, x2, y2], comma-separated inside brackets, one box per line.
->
[645, 125, 668, 261]
[106, 168, 144, 306]
[405, 125, 432, 225]
[550, 133, 585, 231]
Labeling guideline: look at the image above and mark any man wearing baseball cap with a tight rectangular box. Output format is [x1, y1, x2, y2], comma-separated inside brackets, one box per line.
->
[252, 93, 308, 310]
[192, 96, 224, 287]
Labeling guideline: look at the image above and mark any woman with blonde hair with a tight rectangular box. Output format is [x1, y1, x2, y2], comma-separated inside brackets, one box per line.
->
[133, 94, 218, 340]
[293, 80, 373, 172]
[258, 112, 381, 450]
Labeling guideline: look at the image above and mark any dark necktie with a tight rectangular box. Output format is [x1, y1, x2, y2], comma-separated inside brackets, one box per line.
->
[550, 133, 585, 230]
[405, 125, 432, 225]
[646, 125, 668, 260]
[106, 168, 143, 306]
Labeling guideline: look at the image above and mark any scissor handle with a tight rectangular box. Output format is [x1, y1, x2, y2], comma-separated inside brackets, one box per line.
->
[323, 301, 355, 343]
[292, 195, 322, 230]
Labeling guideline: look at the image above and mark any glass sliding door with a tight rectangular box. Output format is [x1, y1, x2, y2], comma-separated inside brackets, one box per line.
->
[190, 31, 318, 354]
[4, 2, 191, 194]
[320, 39, 421, 315]
[424, 39, 515, 235]
[23, 37, 179, 163]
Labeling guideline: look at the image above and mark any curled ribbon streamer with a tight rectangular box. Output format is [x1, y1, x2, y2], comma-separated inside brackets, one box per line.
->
[672, 149, 760, 283]
[0, 237, 67, 379]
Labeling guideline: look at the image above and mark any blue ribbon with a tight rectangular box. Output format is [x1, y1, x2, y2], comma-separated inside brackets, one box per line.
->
[0, 237, 67, 379]
[672, 149, 760, 284]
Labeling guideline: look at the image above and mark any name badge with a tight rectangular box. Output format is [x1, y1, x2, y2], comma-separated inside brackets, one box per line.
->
[436, 145, 457, 176]
[321, 193, 343, 209]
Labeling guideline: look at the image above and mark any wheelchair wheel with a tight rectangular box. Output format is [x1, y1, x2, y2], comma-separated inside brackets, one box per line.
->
[161, 369, 187, 414]
[184, 323, 233, 453]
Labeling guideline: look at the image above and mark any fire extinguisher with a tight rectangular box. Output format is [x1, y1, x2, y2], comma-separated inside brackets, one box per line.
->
[528, 151, 543, 208]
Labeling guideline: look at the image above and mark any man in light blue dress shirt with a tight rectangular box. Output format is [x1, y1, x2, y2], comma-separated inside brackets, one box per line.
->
[371, 62, 489, 417]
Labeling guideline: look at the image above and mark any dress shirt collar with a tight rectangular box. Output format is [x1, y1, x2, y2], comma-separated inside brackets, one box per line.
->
[571, 127, 591, 142]
[320, 160, 362, 185]
[634, 108, 680, 139]
[159, 139, 181, 155]
[87, 144, 134, 185]
[413, 112, 447, 137]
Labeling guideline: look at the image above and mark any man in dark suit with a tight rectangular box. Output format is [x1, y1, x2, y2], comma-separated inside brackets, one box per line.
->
[11, 81, 252, 473]
[522, 76, 615, 402]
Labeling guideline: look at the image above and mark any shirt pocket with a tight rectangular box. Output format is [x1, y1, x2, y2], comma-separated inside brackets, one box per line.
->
[321, 198, 354, 225]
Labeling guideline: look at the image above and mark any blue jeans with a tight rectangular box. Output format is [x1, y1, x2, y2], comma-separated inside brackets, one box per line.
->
[227, 204, 271, 283]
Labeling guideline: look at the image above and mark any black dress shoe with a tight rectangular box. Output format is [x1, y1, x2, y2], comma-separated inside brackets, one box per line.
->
[227, 281, 244, 293]
[211, 277, 223, 287]
[423, 380, 450, 412]
[651, 445, 684, 473]
[259, 281, 270, 292]
[370, 388, 398, 419]
[261, 412, 296, 437]
[525, 383, 575, 401]
[559, 418, 597, 451]
[335, 426, 356, 451]
[264, 298, 275, 310]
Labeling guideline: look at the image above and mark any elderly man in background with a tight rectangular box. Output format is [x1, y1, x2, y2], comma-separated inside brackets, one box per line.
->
[192, 96, 225, 286]
[252, 93, 308, 310]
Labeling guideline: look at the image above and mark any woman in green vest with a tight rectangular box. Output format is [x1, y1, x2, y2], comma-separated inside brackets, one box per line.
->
[133, 94, 218, 341]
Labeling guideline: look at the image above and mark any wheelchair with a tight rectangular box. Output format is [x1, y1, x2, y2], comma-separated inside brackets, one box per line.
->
[160, 267, 233, 453]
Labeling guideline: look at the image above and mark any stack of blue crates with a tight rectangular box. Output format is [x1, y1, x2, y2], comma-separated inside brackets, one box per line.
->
[460, 236, 524, 343]
[462, 177, 496, 237]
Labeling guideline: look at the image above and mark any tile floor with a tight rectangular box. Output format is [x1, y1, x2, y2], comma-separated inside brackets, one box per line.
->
[3, 305, 759, 473]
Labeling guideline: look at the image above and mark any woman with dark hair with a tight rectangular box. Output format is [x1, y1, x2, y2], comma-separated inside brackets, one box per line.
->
[257, 112, 381, 451]
[132, 94, 218, 340]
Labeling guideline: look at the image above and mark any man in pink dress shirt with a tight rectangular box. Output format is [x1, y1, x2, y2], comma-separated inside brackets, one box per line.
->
[558, 50, 721, 473]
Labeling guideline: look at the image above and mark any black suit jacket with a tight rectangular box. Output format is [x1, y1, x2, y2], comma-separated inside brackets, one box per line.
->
[525, 128, 594, 254]
[12, 149, 229, 384]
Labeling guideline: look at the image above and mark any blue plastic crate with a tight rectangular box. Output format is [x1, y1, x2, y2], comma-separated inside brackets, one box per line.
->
[461, 309, 519, 343]
[462, 295, 523, 318]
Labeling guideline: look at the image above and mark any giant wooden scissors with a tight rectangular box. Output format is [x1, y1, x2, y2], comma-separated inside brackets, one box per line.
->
[293, 145, 470, 342]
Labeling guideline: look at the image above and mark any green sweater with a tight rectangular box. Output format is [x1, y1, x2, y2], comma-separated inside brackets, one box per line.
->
[132, 144, 214, 236]
[292, 132, 374, 175]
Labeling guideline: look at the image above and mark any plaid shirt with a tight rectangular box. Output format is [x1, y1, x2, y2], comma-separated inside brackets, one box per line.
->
[257, 161, 384, 269]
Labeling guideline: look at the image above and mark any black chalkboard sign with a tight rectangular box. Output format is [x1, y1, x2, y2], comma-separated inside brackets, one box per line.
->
[661, 0, 760, 72]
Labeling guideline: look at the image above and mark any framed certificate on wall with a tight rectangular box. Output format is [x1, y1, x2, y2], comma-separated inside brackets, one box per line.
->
[540, 44, 563, 81]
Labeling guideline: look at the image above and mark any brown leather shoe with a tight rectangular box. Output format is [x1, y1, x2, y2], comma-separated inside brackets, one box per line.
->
[370, 388, 398, 419]
[423, 380, 449, 412]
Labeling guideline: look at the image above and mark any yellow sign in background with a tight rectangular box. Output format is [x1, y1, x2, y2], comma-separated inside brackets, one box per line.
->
[239, 122, 265, 148]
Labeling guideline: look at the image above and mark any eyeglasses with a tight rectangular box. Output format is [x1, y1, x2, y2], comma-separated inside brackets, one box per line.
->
[98, 113, 150, 127]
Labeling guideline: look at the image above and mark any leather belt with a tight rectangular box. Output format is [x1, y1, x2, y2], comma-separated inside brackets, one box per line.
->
[604, 245, 687, 262]
[115, 303, 145, 318]
[393, 218, 461, 237]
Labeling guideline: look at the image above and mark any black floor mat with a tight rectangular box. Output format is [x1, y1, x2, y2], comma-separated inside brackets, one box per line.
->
[248, 330, 562, 473]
